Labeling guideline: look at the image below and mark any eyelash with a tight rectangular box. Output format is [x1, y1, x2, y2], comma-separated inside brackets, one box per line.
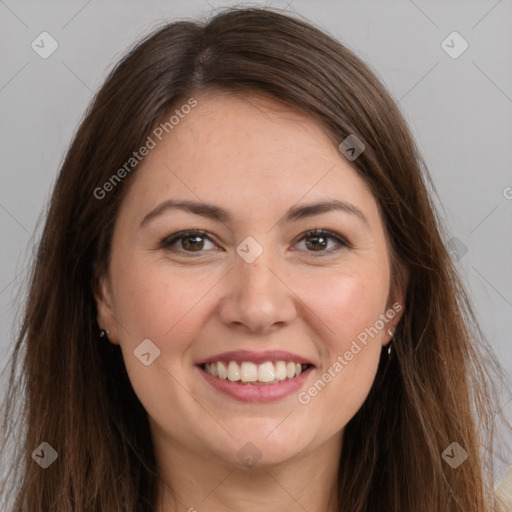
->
[159, 229, 350, 257]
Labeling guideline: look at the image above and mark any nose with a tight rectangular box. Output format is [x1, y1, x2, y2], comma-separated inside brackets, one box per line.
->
[217, 248, 298, 335]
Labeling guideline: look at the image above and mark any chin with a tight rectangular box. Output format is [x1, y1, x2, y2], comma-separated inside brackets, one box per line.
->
[209, 421, 312, 468]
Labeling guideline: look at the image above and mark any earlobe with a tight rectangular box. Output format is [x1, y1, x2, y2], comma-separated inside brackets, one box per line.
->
[384, 272, 407, 347]
[389, 293, 406, 332]
[391, 260, 408, 316]
[94, 274, 119, 345]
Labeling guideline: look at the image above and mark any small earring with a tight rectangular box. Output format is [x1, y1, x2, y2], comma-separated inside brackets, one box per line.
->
[99, 329, 109, 339]
[386, 330, 394, 359]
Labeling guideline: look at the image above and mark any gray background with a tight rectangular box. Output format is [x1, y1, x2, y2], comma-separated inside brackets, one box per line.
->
[1, 0, 511, 488]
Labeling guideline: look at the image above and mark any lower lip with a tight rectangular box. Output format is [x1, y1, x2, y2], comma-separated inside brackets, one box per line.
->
[197, 365, 314, 403]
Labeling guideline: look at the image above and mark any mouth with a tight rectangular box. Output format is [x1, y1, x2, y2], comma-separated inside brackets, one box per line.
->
[195, 350, 315, 403]
[199, 360, 312, 385]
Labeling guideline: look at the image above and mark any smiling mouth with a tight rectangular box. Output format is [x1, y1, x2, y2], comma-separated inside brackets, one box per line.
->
[199, 360, 312, 385]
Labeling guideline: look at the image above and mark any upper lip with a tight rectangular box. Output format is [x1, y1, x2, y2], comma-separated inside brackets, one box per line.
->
[197, 350, 315, 366]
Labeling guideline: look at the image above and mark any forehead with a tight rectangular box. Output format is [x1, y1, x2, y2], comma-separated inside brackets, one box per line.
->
[168, 93, 339, 179]
[119, 91, 378, 225]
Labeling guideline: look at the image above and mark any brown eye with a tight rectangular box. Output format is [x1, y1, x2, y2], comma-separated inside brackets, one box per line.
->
[160, 229, 349, 257]
[161, 231, 216, 253]
[305, 233, 328, 251]
[295, 229, 349, 256]
[181, 234, 205, 251]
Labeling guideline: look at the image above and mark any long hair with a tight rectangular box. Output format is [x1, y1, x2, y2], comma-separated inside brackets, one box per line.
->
[1, 6, 510, 511]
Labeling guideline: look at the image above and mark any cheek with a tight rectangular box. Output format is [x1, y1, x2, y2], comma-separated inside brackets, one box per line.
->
[301, 266, 389, 350]
[111, 254, 208, 342]
[296, 269, 387, 425]
[109, 260, 207, 417]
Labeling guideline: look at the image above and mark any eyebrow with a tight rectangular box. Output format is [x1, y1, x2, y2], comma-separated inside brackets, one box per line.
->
[139, 198, 368, 228]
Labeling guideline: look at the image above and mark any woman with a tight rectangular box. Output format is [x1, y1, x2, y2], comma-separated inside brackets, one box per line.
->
[0, 6, 510, 511]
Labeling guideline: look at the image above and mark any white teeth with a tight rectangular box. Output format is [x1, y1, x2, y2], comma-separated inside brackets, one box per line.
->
[209, 362, 218, 377]
[258, 362, 275, 383]
[275, 361, 287, 381]
[203, 360, 308, 383]
[240, 362, 258, 382]
[218, 361, 227, 379]
[227, 361, 241, 381]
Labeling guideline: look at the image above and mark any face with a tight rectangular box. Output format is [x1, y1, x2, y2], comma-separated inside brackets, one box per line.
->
[95, 91, 404, 470]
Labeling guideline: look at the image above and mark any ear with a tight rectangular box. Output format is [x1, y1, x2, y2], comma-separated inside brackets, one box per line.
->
[383, 263, 408, 346]
[94, 273, 120, 345]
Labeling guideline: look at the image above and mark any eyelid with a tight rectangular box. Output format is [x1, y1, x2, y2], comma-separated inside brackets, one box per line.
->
[294, 229, 350, 246]
[160, 229, 351, 255]
[291, 229, 351, 256]
[159, 230, 218, 252]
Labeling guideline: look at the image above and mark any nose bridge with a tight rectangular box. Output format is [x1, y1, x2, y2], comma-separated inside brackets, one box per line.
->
[236, 243, 281, 307]
[239, 251, 277, 296]
[235, 234, 278, 289]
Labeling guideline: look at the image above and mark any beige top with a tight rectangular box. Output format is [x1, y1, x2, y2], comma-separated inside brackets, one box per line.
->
[496, 465, 512, 509]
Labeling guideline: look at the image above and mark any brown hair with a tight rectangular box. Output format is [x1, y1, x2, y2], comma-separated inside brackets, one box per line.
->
[1, 6, 510, 511]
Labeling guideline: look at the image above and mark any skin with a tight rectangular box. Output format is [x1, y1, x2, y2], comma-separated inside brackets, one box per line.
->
[95, 91, 404, 512]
